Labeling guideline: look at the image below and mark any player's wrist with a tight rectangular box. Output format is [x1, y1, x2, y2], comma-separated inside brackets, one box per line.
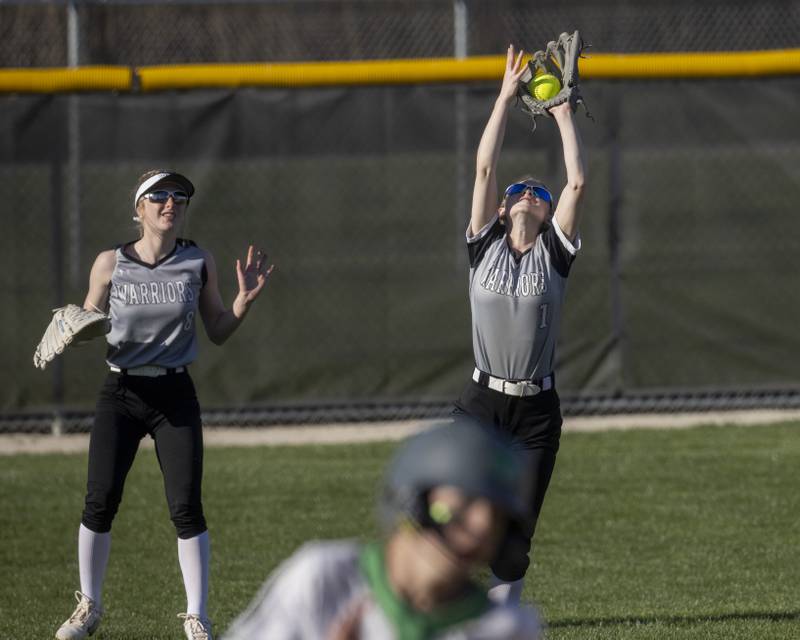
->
[551, 104, 573, 120]
[232, 294, 251, 319]
[497, 93, 516, 107]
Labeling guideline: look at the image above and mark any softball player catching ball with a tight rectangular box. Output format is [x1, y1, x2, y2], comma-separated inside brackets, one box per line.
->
[54, 170, 273, 640]
[454, 45, 587, 604]
[223, 418, 542, 640]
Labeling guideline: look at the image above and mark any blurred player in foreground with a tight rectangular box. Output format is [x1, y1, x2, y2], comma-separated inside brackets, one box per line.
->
[53, 170, 273, 640]
[454, 43, 587, 605]
[223, 418, 542, 639]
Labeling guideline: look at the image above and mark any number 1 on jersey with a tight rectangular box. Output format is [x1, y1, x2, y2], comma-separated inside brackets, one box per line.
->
[538, 303, 549, 329]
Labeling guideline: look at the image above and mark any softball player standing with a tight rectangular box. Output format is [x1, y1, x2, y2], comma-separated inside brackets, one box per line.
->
[55, 170, 273, 640]
[454, 45, 587, 604]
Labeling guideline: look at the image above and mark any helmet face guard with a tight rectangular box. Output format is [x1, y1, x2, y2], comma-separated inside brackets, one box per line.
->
[379, 417, 532, 533]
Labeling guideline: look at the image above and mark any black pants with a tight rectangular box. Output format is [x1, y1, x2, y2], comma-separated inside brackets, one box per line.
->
[454, 379, 562, 582]
[81, 371, 207, 539]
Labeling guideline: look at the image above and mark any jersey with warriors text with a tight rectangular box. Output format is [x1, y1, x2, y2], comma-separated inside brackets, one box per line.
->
[467, 215, 580, 381]
[106, 239, 206, 369]
[223, 541, 541, 640]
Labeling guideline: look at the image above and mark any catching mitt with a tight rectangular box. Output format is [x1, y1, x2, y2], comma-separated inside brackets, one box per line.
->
[518, 30, 591, 129]
[33, 304, 111, 370]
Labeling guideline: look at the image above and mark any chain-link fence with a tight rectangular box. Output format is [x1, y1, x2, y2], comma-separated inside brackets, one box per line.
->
[2, 1, 799, 432]
[2, 0, 799, 67]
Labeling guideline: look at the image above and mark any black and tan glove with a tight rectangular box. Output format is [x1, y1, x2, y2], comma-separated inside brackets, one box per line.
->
[518, 30, 592, 129]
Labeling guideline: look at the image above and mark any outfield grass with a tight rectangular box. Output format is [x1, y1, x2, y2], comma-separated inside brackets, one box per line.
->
[1, 422, 799, 639]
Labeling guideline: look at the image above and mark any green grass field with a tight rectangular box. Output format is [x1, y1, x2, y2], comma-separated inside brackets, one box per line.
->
[1, 422, 799, 639]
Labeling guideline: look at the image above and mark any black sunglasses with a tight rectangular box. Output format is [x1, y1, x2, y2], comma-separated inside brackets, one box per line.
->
[142, 189, 189, 204]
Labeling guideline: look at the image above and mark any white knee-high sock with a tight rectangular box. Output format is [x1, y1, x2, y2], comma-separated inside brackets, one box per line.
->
[78, 524, 111, 607]
[488, 573, 524, 606]
[177, 531, 210, 618]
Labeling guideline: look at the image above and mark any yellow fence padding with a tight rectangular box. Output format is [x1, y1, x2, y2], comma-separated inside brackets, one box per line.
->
[136, 49, 800, 91]
[1, 49, 799, 93]
[583, 49, 800, 78]
[135, 57, 504, 91]
[0, 67, 131, 93]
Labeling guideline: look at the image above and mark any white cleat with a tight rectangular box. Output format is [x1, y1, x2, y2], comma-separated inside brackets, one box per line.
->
[55, 591, 103, 640]
[179, 613, 213, 640]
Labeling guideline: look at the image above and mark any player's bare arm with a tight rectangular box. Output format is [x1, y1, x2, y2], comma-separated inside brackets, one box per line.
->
[83, 249, 117, 313]
[470, 45, 527, 236]
[199, 245, 273, 345]
[550, 102, 587, 241]
[326, 598, 367, 640]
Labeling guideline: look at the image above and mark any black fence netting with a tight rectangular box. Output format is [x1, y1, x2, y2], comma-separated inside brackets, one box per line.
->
[2, 77, 800, 430]
[1, 0, 799, 67]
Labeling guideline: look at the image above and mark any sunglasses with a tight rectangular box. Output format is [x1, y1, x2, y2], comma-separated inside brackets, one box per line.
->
[504, 183, 552, 203]
[142, 189, 189, 204]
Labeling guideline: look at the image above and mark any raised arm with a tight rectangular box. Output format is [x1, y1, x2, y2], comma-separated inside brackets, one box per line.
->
[470, 45, 527, 236]
[550, 102, 587, 241]
[199, 245, 273, 346]
[83, 250, 116, 313]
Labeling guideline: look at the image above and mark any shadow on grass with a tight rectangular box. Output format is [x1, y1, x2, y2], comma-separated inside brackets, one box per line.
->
[548, 610, 800, 629]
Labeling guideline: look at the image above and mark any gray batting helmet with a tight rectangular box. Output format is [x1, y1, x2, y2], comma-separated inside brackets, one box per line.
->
[379, 417, 532, 531]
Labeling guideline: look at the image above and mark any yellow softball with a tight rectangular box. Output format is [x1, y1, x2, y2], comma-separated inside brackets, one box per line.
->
[528, 73, 562, 101]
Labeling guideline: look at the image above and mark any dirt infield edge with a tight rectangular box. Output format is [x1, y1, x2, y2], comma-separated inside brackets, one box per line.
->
[1, 409, 799, 456]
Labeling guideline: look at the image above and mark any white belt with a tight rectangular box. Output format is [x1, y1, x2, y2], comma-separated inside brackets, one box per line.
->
[472, 367, 553, 397]
[109, 365, 186, 377]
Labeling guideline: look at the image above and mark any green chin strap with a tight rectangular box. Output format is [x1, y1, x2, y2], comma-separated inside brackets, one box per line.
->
[359, 543, 490, 640]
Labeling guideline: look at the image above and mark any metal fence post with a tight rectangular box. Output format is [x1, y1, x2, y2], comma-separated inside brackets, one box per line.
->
[453, 0, 469, 268]
[50, 160, 65, 436]
[607, 94, 625, 395]
[67, 0, 82, 290]
[49, 0, 83, 435]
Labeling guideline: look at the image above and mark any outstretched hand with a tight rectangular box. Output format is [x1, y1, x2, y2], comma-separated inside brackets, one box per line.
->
[234, 245, 274, 315]
[499, 44, 527, 103]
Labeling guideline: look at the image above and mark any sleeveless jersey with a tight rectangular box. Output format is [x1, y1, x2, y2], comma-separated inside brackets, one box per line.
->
[106, 239, 206, 369]
[223, 540, 542, 640]
[467, 215, 580, 381]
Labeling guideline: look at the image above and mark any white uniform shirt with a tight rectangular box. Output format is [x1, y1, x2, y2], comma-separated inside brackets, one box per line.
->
[224, 540, 542, 640]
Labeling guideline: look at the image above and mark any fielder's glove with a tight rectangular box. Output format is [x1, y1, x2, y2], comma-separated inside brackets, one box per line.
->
[33, 304, 111, 370]
[517, 30, 592, 129]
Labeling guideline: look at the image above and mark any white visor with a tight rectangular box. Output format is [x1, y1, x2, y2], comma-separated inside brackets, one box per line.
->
[133, 171, 195, 207]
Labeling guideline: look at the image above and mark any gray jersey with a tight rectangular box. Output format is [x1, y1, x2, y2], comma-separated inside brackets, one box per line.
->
[106, 239, 206, 369]
[467, 215, 580, 381]
[224, 541, 541, 640]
